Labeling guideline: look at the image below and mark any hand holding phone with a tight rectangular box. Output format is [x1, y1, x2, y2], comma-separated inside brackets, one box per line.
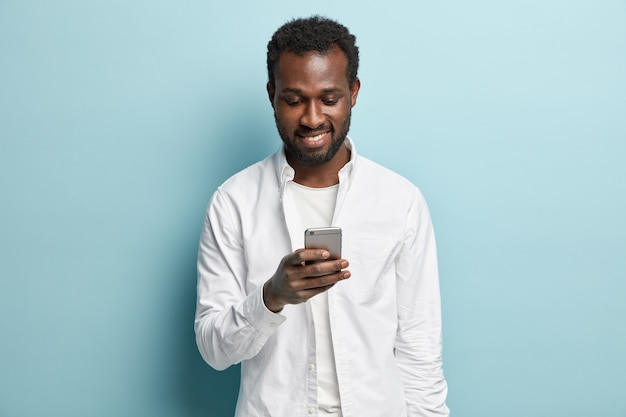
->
[262, 227, 349, 312]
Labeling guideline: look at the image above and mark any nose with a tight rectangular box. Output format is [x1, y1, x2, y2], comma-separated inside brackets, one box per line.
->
[300, 101, 325, 129]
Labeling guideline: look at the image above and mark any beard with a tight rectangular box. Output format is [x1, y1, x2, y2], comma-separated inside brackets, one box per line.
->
[275, 111, 351, 167]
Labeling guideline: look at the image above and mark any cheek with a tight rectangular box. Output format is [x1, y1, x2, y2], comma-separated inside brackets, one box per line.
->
[275, 108, 300, 126]
[274, 112, 295, 134]
[327, 106, 350, 124]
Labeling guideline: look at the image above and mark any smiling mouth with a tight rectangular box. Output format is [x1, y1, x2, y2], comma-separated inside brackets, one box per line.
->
[298, 130, 331, 146]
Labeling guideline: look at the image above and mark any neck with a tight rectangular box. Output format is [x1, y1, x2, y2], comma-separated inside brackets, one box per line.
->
[287, 145, 350, 188]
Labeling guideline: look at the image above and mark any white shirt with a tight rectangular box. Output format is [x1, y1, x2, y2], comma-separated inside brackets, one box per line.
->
[195, 138, 449, 417]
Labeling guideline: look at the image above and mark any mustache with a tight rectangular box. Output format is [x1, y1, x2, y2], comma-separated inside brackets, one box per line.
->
[295, 125, 332, 136]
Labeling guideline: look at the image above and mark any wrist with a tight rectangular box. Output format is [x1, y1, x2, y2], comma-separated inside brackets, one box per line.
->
[262, 281, 285, 313]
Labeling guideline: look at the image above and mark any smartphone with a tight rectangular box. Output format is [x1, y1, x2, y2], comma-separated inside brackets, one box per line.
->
[304, 227, 342, 260]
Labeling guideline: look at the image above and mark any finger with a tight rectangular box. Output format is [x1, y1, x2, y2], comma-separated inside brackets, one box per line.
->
[297, 283, 336, 301]
[304, 259, 349, 277]
[300, 270, 351, 290]
[288, 248, 331, 266]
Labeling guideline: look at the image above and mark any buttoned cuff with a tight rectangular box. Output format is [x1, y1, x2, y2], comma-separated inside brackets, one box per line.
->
[243, 285, 286, 333]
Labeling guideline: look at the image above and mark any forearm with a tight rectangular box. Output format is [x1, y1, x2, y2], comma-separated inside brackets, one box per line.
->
[195, 285, 285, 370]
[395, 288, 448, 415]
[396, 341, 449, 416]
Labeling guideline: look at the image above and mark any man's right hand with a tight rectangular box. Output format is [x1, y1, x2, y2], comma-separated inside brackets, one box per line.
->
[262, 249, 351, 313]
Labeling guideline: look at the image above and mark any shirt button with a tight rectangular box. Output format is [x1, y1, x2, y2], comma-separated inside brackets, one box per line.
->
[308, 363, 315, 371]
[308, 407, 316, 414]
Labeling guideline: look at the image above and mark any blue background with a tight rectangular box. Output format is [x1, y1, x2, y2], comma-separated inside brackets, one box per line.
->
[1, 1, 625, 416]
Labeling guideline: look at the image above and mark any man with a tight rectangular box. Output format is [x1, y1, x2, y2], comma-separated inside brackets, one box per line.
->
[195, 16, 449, 417]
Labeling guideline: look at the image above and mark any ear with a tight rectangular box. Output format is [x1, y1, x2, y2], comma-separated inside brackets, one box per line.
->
[350, 78, 361, 107]
[267, 82, 275, 108]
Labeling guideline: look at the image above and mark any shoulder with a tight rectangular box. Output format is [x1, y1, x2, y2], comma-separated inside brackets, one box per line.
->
[353, 154, 421, 197]
[205, 153, 278, 219]
[217, 153, 276, 195]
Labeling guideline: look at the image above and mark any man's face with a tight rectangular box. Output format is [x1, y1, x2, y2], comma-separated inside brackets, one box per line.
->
[268, 46, 360, 167]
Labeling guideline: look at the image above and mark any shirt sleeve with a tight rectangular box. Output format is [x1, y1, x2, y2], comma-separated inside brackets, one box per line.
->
[395, 189, 450, 416]
[194, 189, 286, 371]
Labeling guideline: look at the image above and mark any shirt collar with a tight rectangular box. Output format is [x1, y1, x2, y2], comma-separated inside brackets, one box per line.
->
[274, 137, 358, 197]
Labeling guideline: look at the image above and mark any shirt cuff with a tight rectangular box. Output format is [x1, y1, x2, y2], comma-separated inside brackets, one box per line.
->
[243, 284, 286, 333]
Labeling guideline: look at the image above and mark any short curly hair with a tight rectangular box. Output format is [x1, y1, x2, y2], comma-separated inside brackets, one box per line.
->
[267, 15, 359, 88]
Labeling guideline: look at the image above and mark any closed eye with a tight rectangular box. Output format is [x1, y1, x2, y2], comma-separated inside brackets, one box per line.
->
[283, 98, 301, 106]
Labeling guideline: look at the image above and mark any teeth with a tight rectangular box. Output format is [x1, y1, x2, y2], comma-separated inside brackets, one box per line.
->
[306, 133, 325, 142]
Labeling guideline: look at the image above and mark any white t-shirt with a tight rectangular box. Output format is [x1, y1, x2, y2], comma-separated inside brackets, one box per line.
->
[288, 181, 342, 417]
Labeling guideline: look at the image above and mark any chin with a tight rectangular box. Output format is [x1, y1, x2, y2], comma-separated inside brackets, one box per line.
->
[280, 128, 347, 167]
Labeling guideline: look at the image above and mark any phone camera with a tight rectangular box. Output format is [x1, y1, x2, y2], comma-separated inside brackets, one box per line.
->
[308, 231, 314, 235]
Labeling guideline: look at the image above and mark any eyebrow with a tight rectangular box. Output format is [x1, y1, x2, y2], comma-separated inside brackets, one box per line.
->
[280, 87, 343, 95]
